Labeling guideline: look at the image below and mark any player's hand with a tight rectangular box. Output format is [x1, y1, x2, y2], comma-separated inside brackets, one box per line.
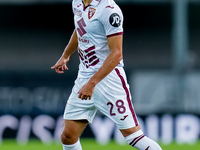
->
[51, 57, 69, 74]
[78, 82, 95, 100]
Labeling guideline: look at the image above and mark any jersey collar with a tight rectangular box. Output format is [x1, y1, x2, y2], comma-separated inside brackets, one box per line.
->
[82, 0, 101, 11]
[90, 0, 101, 6]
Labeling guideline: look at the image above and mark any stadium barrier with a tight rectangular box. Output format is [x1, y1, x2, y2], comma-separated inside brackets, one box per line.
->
[0, 113, 199, 145]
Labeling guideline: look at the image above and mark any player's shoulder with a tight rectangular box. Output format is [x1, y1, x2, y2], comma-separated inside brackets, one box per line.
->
[99, 0, 115, 5]
[98, 0, 122, 20]
[72, 0, 81, 6]
[100, 0, 121, 12]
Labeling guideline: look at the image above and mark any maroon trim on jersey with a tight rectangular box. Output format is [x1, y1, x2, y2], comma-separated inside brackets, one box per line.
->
[83, 4, 91, 11]
[78, 45, 99, 68]
[85, 45, 95, 52]
[115, 68, 139, 127]
[78, 46, 95, 61]
[82, 1, 91, 11]
[129, 134, 145, 146]
[82, 0, 101, 11]
[107, 32, 123, 38]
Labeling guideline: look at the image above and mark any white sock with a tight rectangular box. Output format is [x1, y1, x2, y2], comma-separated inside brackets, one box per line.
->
[63, 139, 82, 150]
[125, 130, 162, 150]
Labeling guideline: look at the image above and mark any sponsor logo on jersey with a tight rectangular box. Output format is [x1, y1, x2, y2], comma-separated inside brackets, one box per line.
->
[109, 13, 121, 27]
[120, 115, 128, 121]
[74, 8, 82, 17]
[77, 3, 82, 7]
[88, 7, 96, 19]
[78, 37, 89, 43]
[106, 5, 114, 9]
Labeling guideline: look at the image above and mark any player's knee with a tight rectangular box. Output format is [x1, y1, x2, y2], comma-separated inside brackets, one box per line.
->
[61, 130, 77, 145]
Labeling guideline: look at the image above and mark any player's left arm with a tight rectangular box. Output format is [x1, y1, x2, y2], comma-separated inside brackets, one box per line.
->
[78, 34, 123, 100]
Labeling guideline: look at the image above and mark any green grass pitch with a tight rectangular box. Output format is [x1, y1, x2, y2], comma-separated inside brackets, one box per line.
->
[0, 139, 199, 150]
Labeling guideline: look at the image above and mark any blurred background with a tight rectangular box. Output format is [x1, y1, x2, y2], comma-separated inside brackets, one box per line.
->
[0, 0, 200, 146]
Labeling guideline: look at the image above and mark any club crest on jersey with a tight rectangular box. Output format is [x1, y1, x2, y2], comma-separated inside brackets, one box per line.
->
[88, 7, 96, 19]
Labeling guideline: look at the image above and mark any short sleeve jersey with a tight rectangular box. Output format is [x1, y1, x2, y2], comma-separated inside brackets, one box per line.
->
[72, 0, 124, 78]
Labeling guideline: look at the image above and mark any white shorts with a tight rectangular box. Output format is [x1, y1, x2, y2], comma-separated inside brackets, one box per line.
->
[63, 67, 139, 129]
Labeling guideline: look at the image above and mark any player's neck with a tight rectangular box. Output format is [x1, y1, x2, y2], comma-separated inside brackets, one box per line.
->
[82, 0, 92, 6]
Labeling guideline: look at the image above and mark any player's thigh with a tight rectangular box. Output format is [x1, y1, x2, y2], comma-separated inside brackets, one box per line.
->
[64, 77, 97, 123]
[94, 68, 139, 129]
[61, 119, 88, 142]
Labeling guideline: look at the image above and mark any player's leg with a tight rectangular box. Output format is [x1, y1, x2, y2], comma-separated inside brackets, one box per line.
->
[61, 119, 88, 150]
[120, 127, 162, 150]
[61, 77, 97, 149]
[93, 68, 162, 150]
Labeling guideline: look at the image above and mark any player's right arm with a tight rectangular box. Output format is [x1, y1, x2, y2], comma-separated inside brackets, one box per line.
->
[51, 29, 78, 74]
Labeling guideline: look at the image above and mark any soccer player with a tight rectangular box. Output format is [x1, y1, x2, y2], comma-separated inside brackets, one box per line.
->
[51, 0, 162, 149]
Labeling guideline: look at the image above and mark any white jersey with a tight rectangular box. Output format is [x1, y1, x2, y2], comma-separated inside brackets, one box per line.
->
[72, 0, 124, 78]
